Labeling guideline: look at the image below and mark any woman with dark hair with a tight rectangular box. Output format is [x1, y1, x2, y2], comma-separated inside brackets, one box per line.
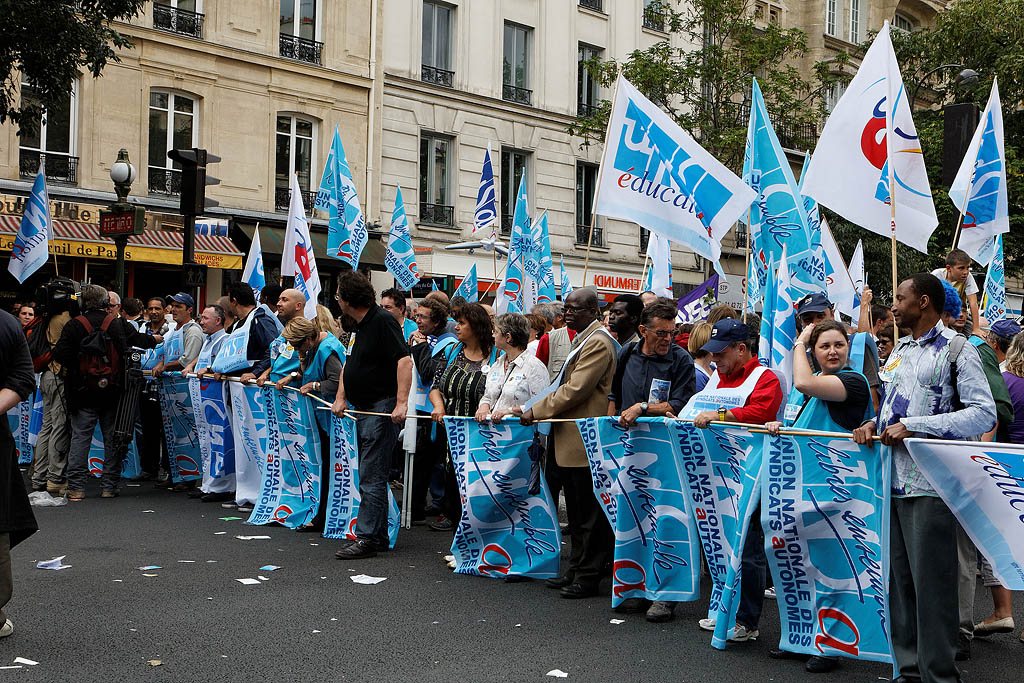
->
[766, 318, 873, 674]
[428, 302, 496, 531]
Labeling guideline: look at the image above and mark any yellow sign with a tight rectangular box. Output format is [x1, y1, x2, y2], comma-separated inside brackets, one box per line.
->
[0, 234, 242, 269]
[0, 195, 100, 224]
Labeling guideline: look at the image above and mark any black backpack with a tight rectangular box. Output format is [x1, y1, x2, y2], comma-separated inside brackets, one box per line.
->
[76, 314, 121, 390]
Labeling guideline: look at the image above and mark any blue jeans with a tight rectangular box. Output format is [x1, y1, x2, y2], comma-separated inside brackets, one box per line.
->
[352, 398, 398, 546]
[737, 506, 766, 631]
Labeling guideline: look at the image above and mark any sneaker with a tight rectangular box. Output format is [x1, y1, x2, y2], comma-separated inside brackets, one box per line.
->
[646, 601, 677, 623]
[46, 481, 67, 496]
[100, 489, 120, 498]
[30, 482, 46, 492]
[429, 515, 453, 531]
[764, 586, 777, 599]
[67, 489, 85, 501]
[236, 504, 254, 513]
[0, 619, 12, 638]
[698, 618, 716, 632]
[974, 616, 1015, 635]
[729, 624, 759, 642]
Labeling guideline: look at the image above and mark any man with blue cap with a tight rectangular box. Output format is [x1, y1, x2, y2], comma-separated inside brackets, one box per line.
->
[987, 318, 1021, 372]
[152, 292, 202, 377]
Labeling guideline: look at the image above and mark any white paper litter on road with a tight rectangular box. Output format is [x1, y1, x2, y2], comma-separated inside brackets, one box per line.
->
[142, 510, 155, 513]
[28, 491, 66, 507]
[0, 666, 23, 670]
[177, 560, 196, 563]
[113, 579, 123, 582]
[214, 532, 227, 535]
[142, 573, 158, 577]
[36, 556, 71, 570]
[609, 619, 625, 625]
[349, 574, 387, 585]
[312, 630, 321, 634]
[13, 658, 38, 666]
[259, 565, 281, 571]
[546, 669, 569, 678]
[137, 565, 161, 570]
[235, 535, 271, 540]
[206, 560, 217, 563]
[258, 576, 269, 581]
[330, 618, 337, 622]
[235, 578, 261, 585]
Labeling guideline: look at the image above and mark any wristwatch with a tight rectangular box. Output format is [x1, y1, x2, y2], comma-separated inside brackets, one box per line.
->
[718, 406, 727, 421]
[640, 402, 649, 416]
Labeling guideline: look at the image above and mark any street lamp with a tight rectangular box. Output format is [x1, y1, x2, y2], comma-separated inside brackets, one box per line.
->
[911, 64, 980, 106]
[100, 149, 144, 297]
[109, 149, 136, 203]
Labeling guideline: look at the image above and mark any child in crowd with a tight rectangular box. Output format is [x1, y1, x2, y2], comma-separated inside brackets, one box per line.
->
[931, 248, 981, 336]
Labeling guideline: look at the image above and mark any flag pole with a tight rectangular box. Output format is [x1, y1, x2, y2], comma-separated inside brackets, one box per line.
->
[637, 254, 650, 294]
[742, 209, 751, 314]
[583, 66, 624, 285]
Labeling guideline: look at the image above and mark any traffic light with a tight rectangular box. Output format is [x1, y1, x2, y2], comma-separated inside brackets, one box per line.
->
[167, 148, 221, 216]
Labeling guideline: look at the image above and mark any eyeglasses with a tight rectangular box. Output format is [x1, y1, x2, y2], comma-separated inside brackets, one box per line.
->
[645, 328, 674, 338]
[563, 305, 590, 314]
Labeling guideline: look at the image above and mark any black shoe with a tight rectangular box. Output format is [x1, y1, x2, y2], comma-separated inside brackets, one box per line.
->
[129, 472, 155, 482]
[955, 647, 970, 661]
[560, 583, 599, 599]
[768, 649, 810, 661]
[504, 575, 530, 583]
[805, 656, 838, 673]
[614, 597, 650, 614]
[154, 478, 173, 489]
[545, 574, 573, 589]
[296, 524, 324, 533]
[201, 491, 234, 503]
[188, 489, 204, 499]
[335, 539, 377, 559]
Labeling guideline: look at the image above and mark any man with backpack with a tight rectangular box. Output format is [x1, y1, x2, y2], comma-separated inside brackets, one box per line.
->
[53, 285, 160, 500]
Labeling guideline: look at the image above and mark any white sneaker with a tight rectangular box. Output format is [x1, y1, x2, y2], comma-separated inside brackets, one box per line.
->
[0, 619, 13, 638]
[764, 587, 777, 599]
[729, 624, 759, 642]
[698, 618, 716, 631]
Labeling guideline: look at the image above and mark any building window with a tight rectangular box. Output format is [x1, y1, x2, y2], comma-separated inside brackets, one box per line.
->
[576, 161, 602, 247]
[849, 0, 862, 42]
[422, 1, 453, 87]
[502, 23, 531, 105]
[825, 0, 838, 37]
[153, 0, 204, 39]
[500, 149, 529, 235]
[579, 0, 603, 11]
[148, 91, 197, 195]
[893, 12, 914, 32]
[643, 0, 666, 32]
[280, 0, 323, 64]
[825, 82, 847, 112]
[275, 115, 316, 213]
[19, 82, 77, 185]
[420, 133, 454, 227]
[578, 44, 602, 116]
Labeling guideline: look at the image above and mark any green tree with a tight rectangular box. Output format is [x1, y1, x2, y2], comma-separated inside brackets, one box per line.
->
[571, 0, 849, 171]
[0, 0, 147, 130]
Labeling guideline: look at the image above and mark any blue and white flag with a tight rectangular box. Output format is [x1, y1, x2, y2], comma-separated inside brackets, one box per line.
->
[950, 79, 1008, 266]
[527, 212, 556, 304]
[644, 230, 673, 298]
[431, 279, 439, 292]
[474, 142, 498, 234]
[8, 392, 34, 466]
[759, 247, 796, 397]
[453, 264, 479, 303]
[87, 425, 142, 480]
[763, 432, 893, 663]
[386, 184, 420, 290]
[187, 375, 235, 494]
[560, 255, 573, 298]
[315, 125, 368, 268]
[495, 176, 530, 315]
[156, 373, 202, 483]
[227, 382, 269, 506]
[577, 417, 700, 606]
[249, 388, 321, 528]
[982, 234, 1007, 321]
[242, 228, 266, 300]
[8, 164, 51, 283]
[284, 172, 322, 319]
[595, 76, 756, 267]
[445, 418, 561, 578]
[906, 439, 1024, 590]
[324, 414, 400, 548]
[800, 157, 857, 316]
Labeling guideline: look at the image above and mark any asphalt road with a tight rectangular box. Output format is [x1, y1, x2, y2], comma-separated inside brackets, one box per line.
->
[4, 480, 1021, 682]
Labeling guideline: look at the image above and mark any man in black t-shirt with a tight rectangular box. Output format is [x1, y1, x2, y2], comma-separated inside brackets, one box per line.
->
[331, 272, 411, 560]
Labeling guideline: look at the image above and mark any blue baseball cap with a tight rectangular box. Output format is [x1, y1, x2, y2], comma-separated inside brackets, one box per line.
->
[990, 318, 1022, 338]
[795, 292, 831, 317]
[169, 292, 195, 309]
[702, 318, 749, 353]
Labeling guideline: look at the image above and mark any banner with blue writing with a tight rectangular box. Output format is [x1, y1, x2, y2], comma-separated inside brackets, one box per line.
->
[156, 373, 202, 482]
[87, 425, 142, 480]
[11, 392, 33, 465]
[444, 419, 561, 578]
[324, 414, 399, 547]
[227, 382, 268, 507]
[249, 388, 321, 528]
[763, 432, 892, 663]
[187, 376, 235, 493]
[577, 417, 699, 605]
[906, 439, 1024, 590]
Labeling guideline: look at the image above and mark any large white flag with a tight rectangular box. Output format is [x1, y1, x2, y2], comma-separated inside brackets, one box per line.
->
[802, 22, 937, 253]
[949, 79, 1008, 266]
[8, 165, 51, 283]
[847, 239, 865, 321]
[595, 76, 756, 265]
[644, 231, 673, 297]
[818, 217, 857, 318]
[242, 227, 266, 300]
[284, 173, 321, 319]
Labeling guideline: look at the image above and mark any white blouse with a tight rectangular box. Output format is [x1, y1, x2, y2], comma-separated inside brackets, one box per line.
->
[480, 350, 551, 412]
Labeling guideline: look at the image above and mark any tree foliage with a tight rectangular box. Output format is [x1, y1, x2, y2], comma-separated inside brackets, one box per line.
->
[0, 0, 147, 130]
[570, 0, 849, 171]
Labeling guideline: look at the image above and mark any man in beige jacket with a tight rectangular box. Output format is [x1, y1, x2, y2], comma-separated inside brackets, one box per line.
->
[515, 288, 617, 599]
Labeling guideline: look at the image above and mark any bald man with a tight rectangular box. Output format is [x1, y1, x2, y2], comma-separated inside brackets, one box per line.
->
[256, 288, 307, 386]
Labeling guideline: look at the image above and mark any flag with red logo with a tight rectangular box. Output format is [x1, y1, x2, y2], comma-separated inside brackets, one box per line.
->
[283, 172, 321, 319]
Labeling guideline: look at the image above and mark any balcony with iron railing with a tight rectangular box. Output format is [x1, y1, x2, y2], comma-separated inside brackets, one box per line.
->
[275, 187, 316, 213]
[578, 0, 603, 11]
[643, 5, 667, 32]
[736, 101, 819, 150]
[153, 3, 203, 39]
[148, 167, 182, 195]
[502, 83, 532, 106]
[577, 101, 600, 117]
[576, 223, 603, 247]
[419, 203, 455, 227]
[19, 150, 78, 185]
[421, 65, 454, 88]
[279, 34, 324, 65]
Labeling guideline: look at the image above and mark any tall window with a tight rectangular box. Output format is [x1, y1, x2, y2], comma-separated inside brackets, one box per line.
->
[643, 0, 666, 32]
[825, 82, 847, 112]
[893, 12, 914, 32]
[275, 115, 315, 212]
[280, 0, 322, 64]
[849, 0, 862, 42]
[502, 23, 531, 105]
[420, 133, 453, 226]
[576, 162, 601, 246]
[578, 44, 602, 116]
[825, 0, 838, 37]
[500, 149, 529, 235]
[153, 0, 203, 38]
[148, 91, 197, 195]
[422, 1, 453, 87]
[19, 81, 77, 184]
